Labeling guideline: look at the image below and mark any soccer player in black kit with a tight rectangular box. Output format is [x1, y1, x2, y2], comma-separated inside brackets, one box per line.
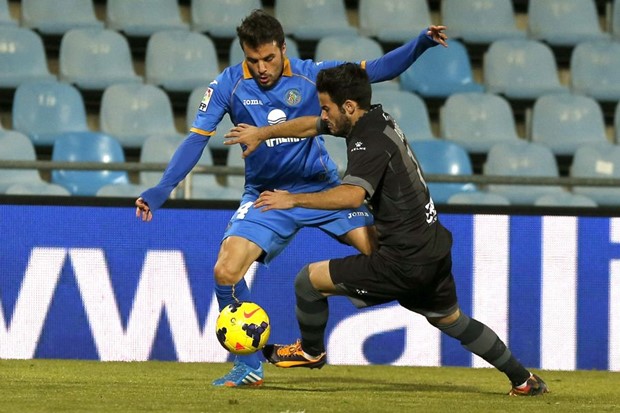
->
[225, 63, 549, 396]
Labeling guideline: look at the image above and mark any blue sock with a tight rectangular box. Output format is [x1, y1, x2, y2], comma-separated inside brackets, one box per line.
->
[214, 279, 261, 369]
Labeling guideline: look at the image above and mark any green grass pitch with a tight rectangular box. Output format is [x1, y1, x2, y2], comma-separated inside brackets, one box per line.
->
[1, 360, 618, 412]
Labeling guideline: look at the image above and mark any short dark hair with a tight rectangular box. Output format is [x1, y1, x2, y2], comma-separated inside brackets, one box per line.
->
[316, 63, 372, 110]
[236, 9, 285, 50]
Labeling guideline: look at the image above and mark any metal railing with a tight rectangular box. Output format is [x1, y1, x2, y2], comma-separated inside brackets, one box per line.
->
[1, 159, 620, 199]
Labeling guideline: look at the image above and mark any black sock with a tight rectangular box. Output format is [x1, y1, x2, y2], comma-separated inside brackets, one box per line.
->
[435, 312, 530, 386]
[294, 265, 328, 357]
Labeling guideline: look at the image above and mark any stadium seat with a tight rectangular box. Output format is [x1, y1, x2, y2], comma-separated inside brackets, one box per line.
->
[527, 0, 609, 47]
[441, 0, 525, 44]
[447, 191, 511, 206]
[20, 0, 102, 36]
[570, 40, 620, 102]
[225, 143, 247, 192]
[59, 28, 142, 90]
[0, 0, 17, 26]
[400, 39, 484, 98]
[530, 93, 608, 156]
[95, 183, 151, 198]
[373, 89, 435, 141]
[5, 182, 71, 196]
[358, 0, 432, 44]
[12, 80, 88, 147]
[409, 140, 476, 204]
[534, 192, 597, 207]
[440, 92, 521, 154]
[483, 140, 566, 205]
[106, 0, 188, 37]
[145, 29, 220, 93]
[229, 35, 299, 65]
[315, 34, 383, 63]
[100, 83, 181, 149]
[0, 130, 45, 193]
[275, 0, 357, 41]
[51, 131, 129, 196]
[483, 39, 568, 100]
[570, 141, 620, 206]
[616, 102, 620, 144]
[191, 0, 261, 38]
[0, 26, 55, 88]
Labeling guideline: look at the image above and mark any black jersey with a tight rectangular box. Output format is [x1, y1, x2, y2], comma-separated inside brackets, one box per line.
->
[337, 104, 452, 263]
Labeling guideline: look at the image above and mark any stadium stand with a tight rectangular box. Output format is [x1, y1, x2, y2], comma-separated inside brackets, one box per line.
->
[0, 130, 47, 193]
[358, 0, 431, 45]
[106, 0, 188, 38]
[5, 181, 71, 196]
[570, 141, 620, 206]
[447, 191, 511, 206]
[373, 89, 436, 142]
[534, 192, 597, 207]
[95, 182, 151, 198]
[0, 26, 56, 89]
[275, 0, 357, 41]
[191, 0, 261, 38]
[0, 0, 16, 26]
[570, 40, 620, 103]
[314, 33, 383, 63]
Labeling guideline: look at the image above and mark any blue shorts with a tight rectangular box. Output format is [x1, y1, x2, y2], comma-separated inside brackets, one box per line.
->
[222, 192, 374, 265]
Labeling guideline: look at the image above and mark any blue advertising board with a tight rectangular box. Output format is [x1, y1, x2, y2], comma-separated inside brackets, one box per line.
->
[0, 201, 618, 372]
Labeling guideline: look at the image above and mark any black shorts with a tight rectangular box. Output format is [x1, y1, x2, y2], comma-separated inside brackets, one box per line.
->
[329, 250, 458, 318]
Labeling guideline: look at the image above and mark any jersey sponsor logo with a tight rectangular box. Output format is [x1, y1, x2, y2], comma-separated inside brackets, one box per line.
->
[242, 99, 264, 105]
[351, 141, 367, 152]
[199, 88, 213, 112]
[285, 88, 302, 106]
[265, 109, 307, 147]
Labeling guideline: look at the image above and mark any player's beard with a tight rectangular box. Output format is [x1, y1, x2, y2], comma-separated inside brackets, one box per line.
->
[328, 110, 353, 137]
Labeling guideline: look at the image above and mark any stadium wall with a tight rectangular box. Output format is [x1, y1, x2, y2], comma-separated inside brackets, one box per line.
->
[0, 198, 618, 372]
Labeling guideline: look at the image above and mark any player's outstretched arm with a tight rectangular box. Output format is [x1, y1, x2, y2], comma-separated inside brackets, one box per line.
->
[225, 116, 320, 158]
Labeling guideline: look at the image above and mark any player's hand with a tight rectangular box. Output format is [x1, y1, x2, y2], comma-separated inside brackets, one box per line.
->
[224, 123, 268, 158]
[254, 189, 295, 211]
[135, 197, 153, 222]
[427, 25, 448, 47]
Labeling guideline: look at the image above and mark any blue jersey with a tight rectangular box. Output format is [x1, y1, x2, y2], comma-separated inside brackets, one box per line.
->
[141, 29, 438, 210]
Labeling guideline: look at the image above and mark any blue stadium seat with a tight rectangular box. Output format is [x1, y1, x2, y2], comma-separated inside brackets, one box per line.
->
[0, 0, 17, 26]
[358, 0, 431, 44]
[373, 89, 435, 141]
[106, 0, 188, 37]
[0, 26, 55, 88]
[229, 35, 299, 65]
[20, 0, 102, 35]
[483, 39, 568, 100]
[441, 0, 525, 44]
[12, 80, 88, 146]
[145, 29, 220, 93]
[100, 83, 180, 149]
[95, 183, 151, 198]
[570, 142, 620, 206]
[51, 131, 129, 196]
[534, 192, 597, 207]
[409, 140, 476, 204]
[315, 34, 383, 63]
[191, 0, 261, 38]
[527, 0, 609, 47]
[613, 0, 620, 40]
[5, 182, 71, 196]
[447, 191, 511, 206]
[483, 140, 566, 205]
[400, 39, 484, 98]
[275, 0, 357, 41]
[530, 93, 608, 156]
[570, 40, 620, 102]
[59, 28, 142, 90]
[440, 92, 521, 154]
[0, 130, 45, 193]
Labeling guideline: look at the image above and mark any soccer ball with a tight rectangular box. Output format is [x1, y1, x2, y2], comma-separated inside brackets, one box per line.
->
[216, 301, 271, 355]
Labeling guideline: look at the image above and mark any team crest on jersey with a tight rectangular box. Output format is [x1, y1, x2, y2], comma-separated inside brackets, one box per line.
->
[285, 88, 301, 106]
[199, 88, 213, 112]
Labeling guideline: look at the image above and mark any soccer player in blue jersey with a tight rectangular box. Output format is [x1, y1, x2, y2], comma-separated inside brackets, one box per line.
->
[135, 9, 448, 387]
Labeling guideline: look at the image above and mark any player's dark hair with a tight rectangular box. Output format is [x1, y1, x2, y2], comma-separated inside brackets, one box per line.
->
[236, 9, 285, 50]
[316, 63, 372, 110]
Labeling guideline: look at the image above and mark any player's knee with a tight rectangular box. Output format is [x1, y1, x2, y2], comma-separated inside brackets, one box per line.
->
[213, 259, 244, 286]
[294, 265, 324, 302]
